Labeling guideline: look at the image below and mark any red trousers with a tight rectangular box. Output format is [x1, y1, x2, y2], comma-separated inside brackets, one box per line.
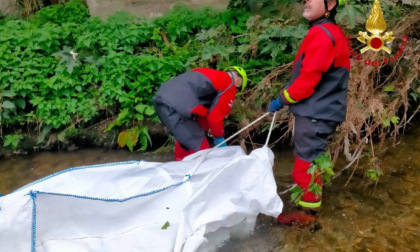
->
[173, 116, 211, 161]
[174, 138, 210, 161]
[291, 156, 322, 203]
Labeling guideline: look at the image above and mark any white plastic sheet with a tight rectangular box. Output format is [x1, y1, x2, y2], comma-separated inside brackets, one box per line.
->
[0, 146, 283, 252]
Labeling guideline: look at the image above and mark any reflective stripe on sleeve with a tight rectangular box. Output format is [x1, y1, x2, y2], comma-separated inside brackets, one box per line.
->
[283, 90, 298, 104]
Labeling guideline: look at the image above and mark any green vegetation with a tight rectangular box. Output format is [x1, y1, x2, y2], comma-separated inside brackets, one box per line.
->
[161, 221, 170, 230]
[0, 0, 307, 152]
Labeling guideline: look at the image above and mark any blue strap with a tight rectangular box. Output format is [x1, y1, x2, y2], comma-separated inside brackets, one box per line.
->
[29, 191, 37, 252]
[27, 174, 191, 252]
[11, 160, 141, 195]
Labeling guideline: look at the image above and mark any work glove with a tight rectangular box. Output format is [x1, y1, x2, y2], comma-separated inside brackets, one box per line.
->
[213, 137, 227, 147]
[267, 97, 283, 112]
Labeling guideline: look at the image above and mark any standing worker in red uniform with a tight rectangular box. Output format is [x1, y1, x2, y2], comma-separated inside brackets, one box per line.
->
[153, 67, 247, 161]
[268, 0, 350, 220]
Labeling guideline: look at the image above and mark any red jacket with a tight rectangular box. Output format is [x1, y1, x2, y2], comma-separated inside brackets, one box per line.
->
[154, 68, 236, 137]
[278, 19, 350, 122]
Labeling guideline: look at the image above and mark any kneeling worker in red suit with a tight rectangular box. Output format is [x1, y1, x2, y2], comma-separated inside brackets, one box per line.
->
[153, 67, 247, 161]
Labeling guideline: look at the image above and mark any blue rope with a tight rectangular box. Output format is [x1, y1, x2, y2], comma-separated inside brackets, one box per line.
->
[25, 174, 191, 252]
[29, 191, 37, 252]
[32, 175, 191, 203]
[11, 160, 142, 195]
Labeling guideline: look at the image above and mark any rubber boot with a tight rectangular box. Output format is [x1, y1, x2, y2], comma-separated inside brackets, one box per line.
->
[291, 156, 322, 209]
[277, 210, 317, 226]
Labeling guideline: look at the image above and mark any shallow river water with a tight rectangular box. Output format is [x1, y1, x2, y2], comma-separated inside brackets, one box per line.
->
[0, 124, 419, 251]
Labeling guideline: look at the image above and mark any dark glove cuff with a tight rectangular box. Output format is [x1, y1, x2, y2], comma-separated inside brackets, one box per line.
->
[277, 95, 287, 106]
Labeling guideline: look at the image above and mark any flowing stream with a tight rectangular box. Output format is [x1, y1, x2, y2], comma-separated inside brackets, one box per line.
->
[0, 124, 419, 251]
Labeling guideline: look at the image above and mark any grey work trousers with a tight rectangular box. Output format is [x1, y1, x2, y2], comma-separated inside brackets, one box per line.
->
[293, 115, 339, 162]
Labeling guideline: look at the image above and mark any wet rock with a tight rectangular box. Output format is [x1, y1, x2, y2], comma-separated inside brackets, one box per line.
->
[66, 143, 78, 151]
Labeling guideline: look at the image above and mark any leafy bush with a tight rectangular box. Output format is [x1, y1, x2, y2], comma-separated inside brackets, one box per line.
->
[2, 0, 417, 159]
[3, 134, 24, 150]
[0, 0, 311, 152]
[32, 0, 89, 25]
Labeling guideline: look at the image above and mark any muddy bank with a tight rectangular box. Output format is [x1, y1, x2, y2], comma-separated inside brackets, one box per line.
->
[85, 0, 230, 19]
[0, 119, 169, 158]
[0, 0, 229, 16]
[0, 1, 8, 13]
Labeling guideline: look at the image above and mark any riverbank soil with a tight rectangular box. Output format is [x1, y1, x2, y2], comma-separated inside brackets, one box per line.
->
[85, 0, 229, 19]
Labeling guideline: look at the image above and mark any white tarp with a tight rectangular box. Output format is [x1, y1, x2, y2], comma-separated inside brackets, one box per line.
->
[0, 146, 283, 252]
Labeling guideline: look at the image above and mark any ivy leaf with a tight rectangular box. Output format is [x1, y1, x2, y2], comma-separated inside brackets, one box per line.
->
[138, 135, 148, 151]
[308, 183, 322, 196]
[83, 39, 91, 48]
[115, 109, 131, 126]
[117, 127, 140, 152]
[321, 172, 332, 184]
[2, 90, 16, 97]
[237, 44, 249, 54]
[391, 116, 400, 125]
[384, 85, 394, 92]
[2, 111, 10, 119]
[367, 169, 378, 181]
[382, 119, 391, 128]
[144, 106, 155, 116]
[4, 134, 24, 149]
[336, 4, 366, 29]
[15, 98, 26, 109]
[66, 60, 76, 74]
[161, 221, 170, 230]
[135, 104, 155, 116]
[307, 163, 318, 175]
[2, 101, 15, 109]
[85, 56, 101, 66]
[52, 46, 78, 74]
[137, 126, 151, 151]
[290, 186, 304, 204]
[314, 153, 334, 174]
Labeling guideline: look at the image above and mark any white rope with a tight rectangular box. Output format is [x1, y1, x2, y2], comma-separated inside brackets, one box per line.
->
[214, 112, 272, 148]
[265, 111, 277, 146]
[187, 149, 212, 177]
[188, 112, 277, 176]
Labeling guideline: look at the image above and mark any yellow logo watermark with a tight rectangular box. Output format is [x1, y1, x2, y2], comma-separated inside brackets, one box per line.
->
[357, 0, 394, 54]
[346, 0, 409, 67]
